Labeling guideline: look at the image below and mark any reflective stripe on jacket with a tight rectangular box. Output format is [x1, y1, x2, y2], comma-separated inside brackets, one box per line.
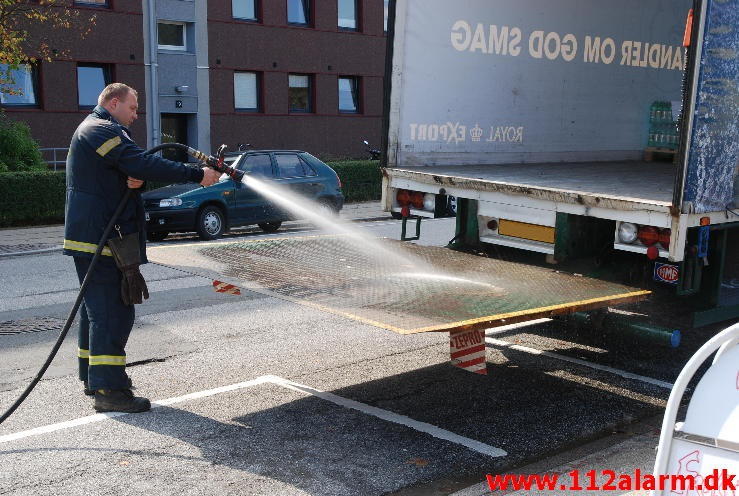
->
[64, 106, 204, 261]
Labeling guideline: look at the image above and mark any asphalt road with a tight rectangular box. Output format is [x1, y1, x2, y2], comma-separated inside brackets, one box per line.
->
[0, 217, 731, 495]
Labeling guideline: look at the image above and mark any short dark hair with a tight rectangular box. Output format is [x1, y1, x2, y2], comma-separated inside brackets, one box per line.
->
[98, 83, 138, 106]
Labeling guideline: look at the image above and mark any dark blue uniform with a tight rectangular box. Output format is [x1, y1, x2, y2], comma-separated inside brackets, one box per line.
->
[65, 105, 204, 390]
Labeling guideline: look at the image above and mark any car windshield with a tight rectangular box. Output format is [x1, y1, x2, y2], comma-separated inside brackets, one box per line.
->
[224, 155, 242, 166]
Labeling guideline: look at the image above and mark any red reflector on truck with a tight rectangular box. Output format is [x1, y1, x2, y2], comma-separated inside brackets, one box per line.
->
[659, 228, 671, 250]
[397, 189, 410, 206]
[683, 9, 694, 47]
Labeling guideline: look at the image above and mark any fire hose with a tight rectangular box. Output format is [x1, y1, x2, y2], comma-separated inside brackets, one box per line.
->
[0, 143, 243, 425]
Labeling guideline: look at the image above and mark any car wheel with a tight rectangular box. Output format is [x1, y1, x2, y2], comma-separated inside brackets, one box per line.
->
[197, 205, 225, 240]
[316, 199, 338, 218]
[258, 221, 282, 233]
[146, 231, 169, 242]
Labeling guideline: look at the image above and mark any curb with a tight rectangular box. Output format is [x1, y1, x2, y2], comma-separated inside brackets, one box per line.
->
[348, 216, 393, 223]
[0, 214, 395, 258]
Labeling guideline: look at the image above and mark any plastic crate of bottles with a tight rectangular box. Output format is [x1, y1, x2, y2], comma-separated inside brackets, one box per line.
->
[648, 101, 679, 150]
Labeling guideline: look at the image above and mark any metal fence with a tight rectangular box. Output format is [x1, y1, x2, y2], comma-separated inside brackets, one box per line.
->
[39, 148, 68, 171]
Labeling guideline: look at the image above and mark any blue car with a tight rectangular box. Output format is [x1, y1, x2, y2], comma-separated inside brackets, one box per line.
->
[142, 150, 344, 241]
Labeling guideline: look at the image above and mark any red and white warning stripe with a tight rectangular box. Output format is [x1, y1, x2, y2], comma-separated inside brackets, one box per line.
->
[449, 328, 487, 375]
[212, 280, 241, 295]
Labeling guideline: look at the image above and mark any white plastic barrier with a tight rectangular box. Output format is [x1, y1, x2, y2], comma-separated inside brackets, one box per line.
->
[653, 322, 739, 495]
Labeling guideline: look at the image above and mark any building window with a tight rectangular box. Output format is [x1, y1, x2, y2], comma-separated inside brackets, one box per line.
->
[384, 0, 389, 32]
[233, 0, 258, 21]
[77, 64, 111, 108]
[0, 64, 38, 107]
[338, 0, 357, 30]
[287, 0, 310, 25]
[158, 22, 186, 51]
[234, 72, 260, 111]
[338, 76, 359, 113]
[288, 74, 312, 113]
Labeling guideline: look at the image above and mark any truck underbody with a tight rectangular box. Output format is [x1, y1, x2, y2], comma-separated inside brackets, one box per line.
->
[382, 159, 739, 328]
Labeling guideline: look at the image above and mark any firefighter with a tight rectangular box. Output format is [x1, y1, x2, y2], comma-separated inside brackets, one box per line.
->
[64, 83, 221, 413]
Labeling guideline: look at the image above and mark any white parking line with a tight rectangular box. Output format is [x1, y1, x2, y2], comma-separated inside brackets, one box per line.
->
[485, 318, 552, 336]
[0, 375, 507, 458]
[0, 376, 273, 444]
[485, 338, 673, 390]
[272, 376, 506, 458]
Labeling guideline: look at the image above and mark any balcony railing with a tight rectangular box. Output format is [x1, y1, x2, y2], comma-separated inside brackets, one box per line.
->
[40, 148, 68, 171]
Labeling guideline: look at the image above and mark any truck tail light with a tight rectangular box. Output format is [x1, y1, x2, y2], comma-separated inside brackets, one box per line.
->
[638, 226, 660, 246]
[618, 223, 638, 244]
[397, 189, 410, 206]
[423, 193, 435, 211]
[411, 191, 424, 208]
[659, 228, 671, 249]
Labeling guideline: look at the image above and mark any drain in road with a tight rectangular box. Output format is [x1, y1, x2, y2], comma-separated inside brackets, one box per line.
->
[0, 317, 66, 336]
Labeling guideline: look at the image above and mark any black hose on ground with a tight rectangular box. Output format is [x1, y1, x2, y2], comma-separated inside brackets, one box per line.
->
[0, 143, 204, 425]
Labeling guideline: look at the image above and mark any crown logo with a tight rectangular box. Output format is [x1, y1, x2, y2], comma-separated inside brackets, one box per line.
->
[470, 124, 483, 142]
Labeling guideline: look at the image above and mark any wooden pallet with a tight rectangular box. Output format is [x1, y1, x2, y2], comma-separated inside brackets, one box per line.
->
[644, 147, 677, 162]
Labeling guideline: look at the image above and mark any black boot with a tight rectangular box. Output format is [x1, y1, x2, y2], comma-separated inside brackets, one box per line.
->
[84, 377, 133, 397]
[94, 389, 151, 413]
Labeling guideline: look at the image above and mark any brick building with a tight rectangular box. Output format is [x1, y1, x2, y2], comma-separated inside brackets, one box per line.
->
[0, 0, 388, 163]
[0, 0, 148, 166]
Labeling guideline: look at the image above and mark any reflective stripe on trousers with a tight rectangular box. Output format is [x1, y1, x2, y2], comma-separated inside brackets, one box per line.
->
[74, 256, 133, 390]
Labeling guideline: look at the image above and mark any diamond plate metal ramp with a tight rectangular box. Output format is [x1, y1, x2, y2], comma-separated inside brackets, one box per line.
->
[148, 236, 649, 334]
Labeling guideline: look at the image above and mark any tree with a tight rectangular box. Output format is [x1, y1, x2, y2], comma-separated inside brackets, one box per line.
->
[0, 0, 96, 95]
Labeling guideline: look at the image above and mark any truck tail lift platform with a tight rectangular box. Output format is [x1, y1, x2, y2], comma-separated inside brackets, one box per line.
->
[149, 236, 654, 375]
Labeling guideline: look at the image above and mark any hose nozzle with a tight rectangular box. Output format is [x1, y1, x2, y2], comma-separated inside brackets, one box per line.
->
[208, 144, 245, 182]
[186, 144, 245, 182]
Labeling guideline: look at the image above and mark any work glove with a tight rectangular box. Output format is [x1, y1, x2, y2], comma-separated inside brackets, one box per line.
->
[119, 265, 150, 305]
[108, 230, 149, 306]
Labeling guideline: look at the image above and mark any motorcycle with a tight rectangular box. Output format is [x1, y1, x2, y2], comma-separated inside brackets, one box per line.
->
[363, 140, 381, 160]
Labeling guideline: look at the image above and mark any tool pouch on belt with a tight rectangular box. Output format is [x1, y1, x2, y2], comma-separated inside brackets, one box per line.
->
[108, 230, 149, 306]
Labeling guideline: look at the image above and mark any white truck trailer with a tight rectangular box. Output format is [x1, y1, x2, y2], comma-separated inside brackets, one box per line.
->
[381, 0, 739, 328]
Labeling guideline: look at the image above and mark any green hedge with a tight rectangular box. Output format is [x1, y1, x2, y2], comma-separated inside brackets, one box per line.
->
[326, 160, 382, 203]
[0, 113, 45, 173]
[0, 160, 383, 227]
[0, 171, 66, 227]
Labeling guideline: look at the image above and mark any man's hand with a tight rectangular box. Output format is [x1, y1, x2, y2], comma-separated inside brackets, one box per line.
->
[200, 167, 221, 187]
[127, 177, 144, 189]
